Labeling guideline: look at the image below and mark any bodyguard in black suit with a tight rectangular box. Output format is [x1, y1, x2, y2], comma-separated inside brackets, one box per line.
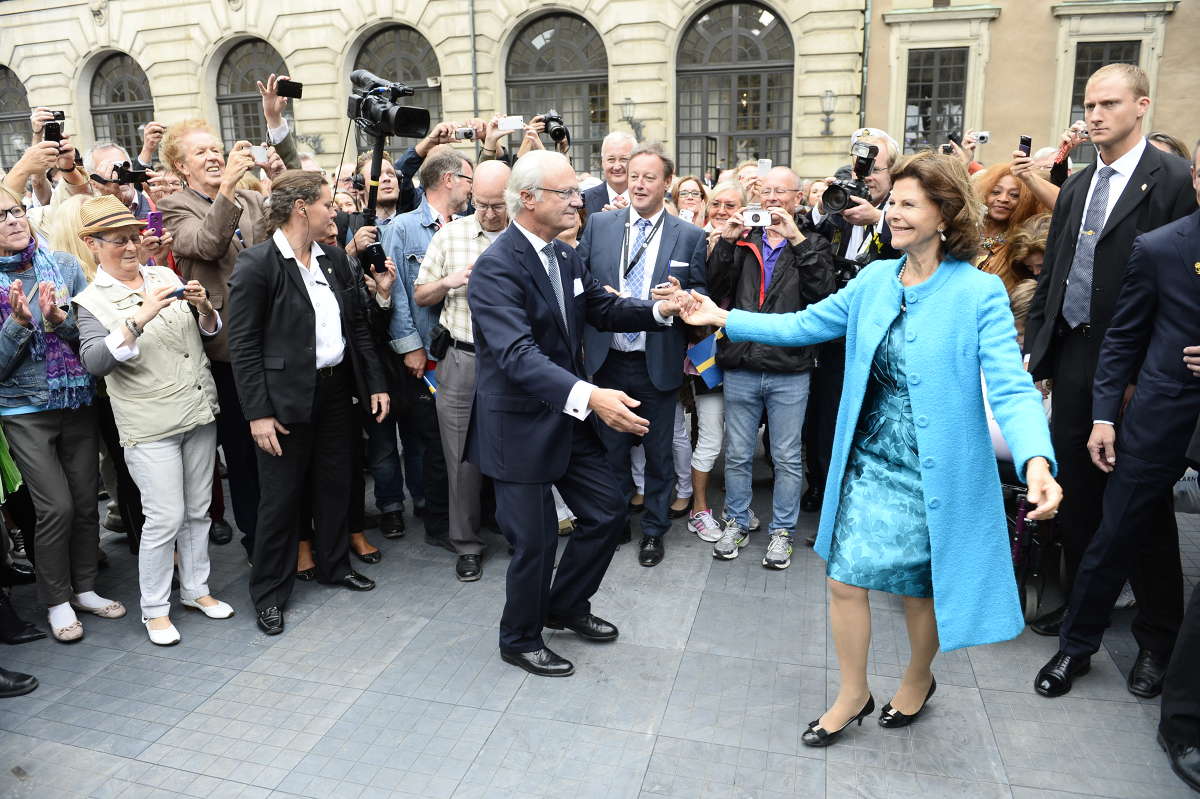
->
[1024, 64, 1196, 640]
[227, 171, 390, 636]
[466, 151, 688, 677]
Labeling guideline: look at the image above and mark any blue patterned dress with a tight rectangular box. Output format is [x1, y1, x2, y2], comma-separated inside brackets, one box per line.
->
[826, 312, 933, 597]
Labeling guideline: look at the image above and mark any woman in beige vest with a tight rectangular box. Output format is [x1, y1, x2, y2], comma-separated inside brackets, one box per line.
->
[72, 196, 234, 646]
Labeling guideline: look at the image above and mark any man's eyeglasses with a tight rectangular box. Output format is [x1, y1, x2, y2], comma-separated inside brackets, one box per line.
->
[454, 173, 473, 184]
[603, 157, 631, 166]
[92, 234, 142, 247]
[0, 206, 28, 222]
[475, 202, 506, 213]
[759, 188, 798, 198]
[536, 186, 582, 201]
[677, 190, 704, 199]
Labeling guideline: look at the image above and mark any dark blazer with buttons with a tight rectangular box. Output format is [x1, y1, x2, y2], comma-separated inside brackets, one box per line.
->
[581, 182, 611, 216]
[576, 208, 708, 391]
[1025, 142, 1196, 379]
[465, 223, 659, 484]
[226, 239, 387, 426]
[1094, 210, 1200, 463]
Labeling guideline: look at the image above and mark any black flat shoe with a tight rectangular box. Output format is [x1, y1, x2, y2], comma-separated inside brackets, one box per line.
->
[638, 535, 664, 567]
[332, 571, 375, 591]
[0, 560, 35, 586]
[879, 676, 937, 728]
[208, 518, 233, 545]
[352, 548, 382, 565]
[668, 503, 689, 519]
[1035, 651, 1090, 697]
[256, 606, 284, 636]
[1127, 648, 1169, 698]
[802, 695, 875, 747]
[545, 612, 618, 642]
[295, 567, 316, 582]
[1030, 604, 1068, 637]
[629, 498, 645, 514]
[379, 510, 406, 539]
[1160, 732, 1200, 793]
[0, 666, 37, 697]
[500, 646, 574, 677]
[456, 554, 482, 582]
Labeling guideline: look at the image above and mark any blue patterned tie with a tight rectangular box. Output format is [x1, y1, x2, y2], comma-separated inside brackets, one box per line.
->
[541, 243, 567, 327]
[624, 218, 652, 344]
[1062, 166, 1116, 328]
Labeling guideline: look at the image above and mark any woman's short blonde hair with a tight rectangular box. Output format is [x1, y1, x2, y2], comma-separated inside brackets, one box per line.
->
[890, 152, 982, 263]
[707, 180, 746, 212]
[161, 118, 222, 175]
[48, 194, 98, 281]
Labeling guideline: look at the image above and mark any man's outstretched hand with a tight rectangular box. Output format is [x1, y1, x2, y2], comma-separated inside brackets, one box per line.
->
[588, 387, 649, 434]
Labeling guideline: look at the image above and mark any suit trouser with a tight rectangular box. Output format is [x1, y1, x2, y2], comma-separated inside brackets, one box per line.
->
[495, 423, 625, 653]
[594, 350, 676, 538]
[2, 406, 100, 607]
[212, 360, 260, 555]
[95, 396, 145, 552]
[435, 346, 484, 555]
[1059, 448, 1185, 658]
[249, 366, 354, 611]
[1161, 584, 1200, 744]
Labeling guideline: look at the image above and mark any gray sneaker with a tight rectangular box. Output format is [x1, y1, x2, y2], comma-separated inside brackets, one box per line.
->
[723, 508, 761, 532]
[713, 520, 749, 560]
[762, 530, 793, 570]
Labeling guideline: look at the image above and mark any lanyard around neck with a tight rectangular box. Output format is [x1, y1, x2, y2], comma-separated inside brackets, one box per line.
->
[621, 213, 666, 278]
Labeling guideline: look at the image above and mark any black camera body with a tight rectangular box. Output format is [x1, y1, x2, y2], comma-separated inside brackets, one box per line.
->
[822, 142, 878, 214]
[360, 242, 388, 273]
[350, 173, 365, 192]
[114, 160, 151, 186]
[347, 69, 431, 140]
[542, 109, 569, 144]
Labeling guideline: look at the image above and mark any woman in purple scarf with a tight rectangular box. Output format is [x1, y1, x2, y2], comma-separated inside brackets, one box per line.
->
[0, 185, 122, 644]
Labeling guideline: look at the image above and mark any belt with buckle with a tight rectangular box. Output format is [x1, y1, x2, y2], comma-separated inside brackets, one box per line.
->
[316, 363, 343, 378]
[451, 339, 475, 354]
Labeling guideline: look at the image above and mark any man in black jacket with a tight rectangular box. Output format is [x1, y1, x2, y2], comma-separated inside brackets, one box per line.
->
[706, 166, 835, 569]
[1024, 63, 1196, 644]
[227, 171, 390, 636]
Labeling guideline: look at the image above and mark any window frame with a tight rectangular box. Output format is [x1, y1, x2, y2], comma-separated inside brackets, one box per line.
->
[352, 25, 444, 154]
[901, 46, 969, 154]
[216, 39, 290, 147]
[0, 66, 31, 172]
[89, 53, 155, 160]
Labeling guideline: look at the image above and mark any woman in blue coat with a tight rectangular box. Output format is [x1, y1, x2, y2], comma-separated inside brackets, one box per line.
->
[682, 152, 1062, 746]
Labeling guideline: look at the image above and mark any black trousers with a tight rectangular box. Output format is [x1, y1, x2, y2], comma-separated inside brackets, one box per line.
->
[1060, 449, 1185, 658]
[400, 373, 449, 538]
[802, 343, 844, 495]
[94, 395, 145, 552]
[495, 423, 625, 653]
[212, 360, 261, 555]
[1161, 585, 1200, 744]
[593, 350, 676, 538]
[249, 365, 354, 611]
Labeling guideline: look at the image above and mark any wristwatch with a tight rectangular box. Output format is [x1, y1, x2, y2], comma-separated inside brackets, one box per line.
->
[125, 318, 143, 338]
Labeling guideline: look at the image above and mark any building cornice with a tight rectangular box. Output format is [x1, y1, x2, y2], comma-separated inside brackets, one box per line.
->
[1051, 1, 1178, 16]
[882, 5, 1001, 25]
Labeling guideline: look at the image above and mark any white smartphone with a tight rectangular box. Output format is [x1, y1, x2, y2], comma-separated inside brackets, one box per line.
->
[249, 145, 269, 164]
[679, 209, 694, 223]
[498, 115, 524, 132]
[756, 158, 772, 178]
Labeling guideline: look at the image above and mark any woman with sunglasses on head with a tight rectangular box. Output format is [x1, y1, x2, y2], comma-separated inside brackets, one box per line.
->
[73, 195, 233, 646]
[0, 185, 120, 644]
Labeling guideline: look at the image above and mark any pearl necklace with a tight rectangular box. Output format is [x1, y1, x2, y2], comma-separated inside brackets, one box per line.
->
[898, 260, 908, 312]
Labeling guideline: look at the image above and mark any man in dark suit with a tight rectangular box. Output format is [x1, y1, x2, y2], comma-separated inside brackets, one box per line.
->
[577, 143, 707, 567]
[1024, 63, 1196, 641]
[227, 170, 390, 636]
[581, 131, 637, 216]
[466, 150, 690, 677]
[1034, 139, 1200, 698]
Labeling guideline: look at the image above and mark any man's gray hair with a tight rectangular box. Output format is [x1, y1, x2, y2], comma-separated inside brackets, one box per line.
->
[418, 145, 470, 193]
[505, 150, 571, 217]
[84, 141, 130, 173]
[601, 131, 637, 155]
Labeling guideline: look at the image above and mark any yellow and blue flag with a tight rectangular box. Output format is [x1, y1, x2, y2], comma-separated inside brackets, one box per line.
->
[687, 330, 725, 389]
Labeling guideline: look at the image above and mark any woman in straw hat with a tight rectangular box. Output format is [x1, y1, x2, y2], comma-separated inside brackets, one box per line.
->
[73, 195, 233, 646]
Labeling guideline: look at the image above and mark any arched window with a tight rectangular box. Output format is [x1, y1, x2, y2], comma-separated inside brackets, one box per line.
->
[89, 53, 154, 159]
[0, 67, 31, 172]
[507, 14, 608, 172]
[677, 2, 794, 177]
[353, 25, 443, 152]
[217, 39, 288, 146]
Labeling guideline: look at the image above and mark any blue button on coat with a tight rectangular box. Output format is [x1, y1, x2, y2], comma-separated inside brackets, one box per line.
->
[725, 256, 1056, 651]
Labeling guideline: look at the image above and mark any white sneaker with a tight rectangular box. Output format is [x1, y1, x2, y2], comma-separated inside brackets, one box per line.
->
[143, 617, 181, 646]
[688, 509, 723, 542]
[722, 509, 761, 532]
[181, 598, 235, 619]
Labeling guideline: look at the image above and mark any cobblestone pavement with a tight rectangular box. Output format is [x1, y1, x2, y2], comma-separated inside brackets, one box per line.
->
[0, 476, 1195, 798]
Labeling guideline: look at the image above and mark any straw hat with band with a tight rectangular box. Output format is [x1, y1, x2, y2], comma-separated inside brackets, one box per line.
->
[78, 195, 147, 240]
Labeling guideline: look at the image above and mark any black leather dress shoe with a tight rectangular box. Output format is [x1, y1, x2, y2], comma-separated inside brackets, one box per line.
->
[0, 592, 46, 645]
[1127, 648, 1169, 698]
[545, 612, 618, 642]
[456, 554, 482, 582]
[1160, 732, 1200, 793]
[256, 606, 284, 636]
[332, 571, 375, 591]
[1035, 651, 1091, 697]
[295, 567, 316, 582]
[1, 560, 35, 586]
[0, 666, 37, 697]
[1030, 604, 1069, 637]
[208, 518, 233, 545]
[379, 510, 406, 539]
[800, 487, 821, 513]
[500, 646, 574, 677]
[638, 535, 664, 567]
[620, 522, 632, 544]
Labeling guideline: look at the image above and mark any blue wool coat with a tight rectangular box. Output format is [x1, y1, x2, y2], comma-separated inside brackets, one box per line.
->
[726, 256, 1056, 651]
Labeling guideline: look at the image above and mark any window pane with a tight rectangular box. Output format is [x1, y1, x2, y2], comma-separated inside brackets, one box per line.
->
[1068, 41, 1140, 165]
[217, 40, 290, 148]
[89, 53, 154, 158]
[903, 47, 968, 153]
[353, 26, 442, 153]
[0, 66, 31, 172]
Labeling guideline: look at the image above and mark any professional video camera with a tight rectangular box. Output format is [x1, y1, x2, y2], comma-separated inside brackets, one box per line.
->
[542, 109, 570, 145]
[346, 70, 431, 140]
[822, 142, 878, 214]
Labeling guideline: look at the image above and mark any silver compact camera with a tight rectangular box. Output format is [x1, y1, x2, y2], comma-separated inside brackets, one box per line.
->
[742, 205, 771, 227]
[975, 130, 991, 144]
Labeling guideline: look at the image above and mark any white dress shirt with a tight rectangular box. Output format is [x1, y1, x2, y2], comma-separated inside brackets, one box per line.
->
[272, 229, 345, 369]
[1078, 136, 1147, 240]
[612, 206, 667, 352]
[607, 183, 630, 206]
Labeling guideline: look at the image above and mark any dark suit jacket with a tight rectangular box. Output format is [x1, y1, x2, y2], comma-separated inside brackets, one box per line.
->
[226, 240, 387, 426]
[1025, 142, 1196, 379]
[576, 209, 707, 391]
[465, 224, 659, 483]
[1094, 210, 1200, 463]
[582, 182, 613, 216]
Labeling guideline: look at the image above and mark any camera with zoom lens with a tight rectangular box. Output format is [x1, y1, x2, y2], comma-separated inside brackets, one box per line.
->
[822, 142, 878, 214]
[542, 110, 569, 144]
[114, 161, 151, 186]
[347, 69, 431, 139]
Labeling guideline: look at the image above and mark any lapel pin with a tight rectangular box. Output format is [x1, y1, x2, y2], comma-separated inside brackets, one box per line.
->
[1141, 183, 1147, 191]
[1194, 262, 1200, 275]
